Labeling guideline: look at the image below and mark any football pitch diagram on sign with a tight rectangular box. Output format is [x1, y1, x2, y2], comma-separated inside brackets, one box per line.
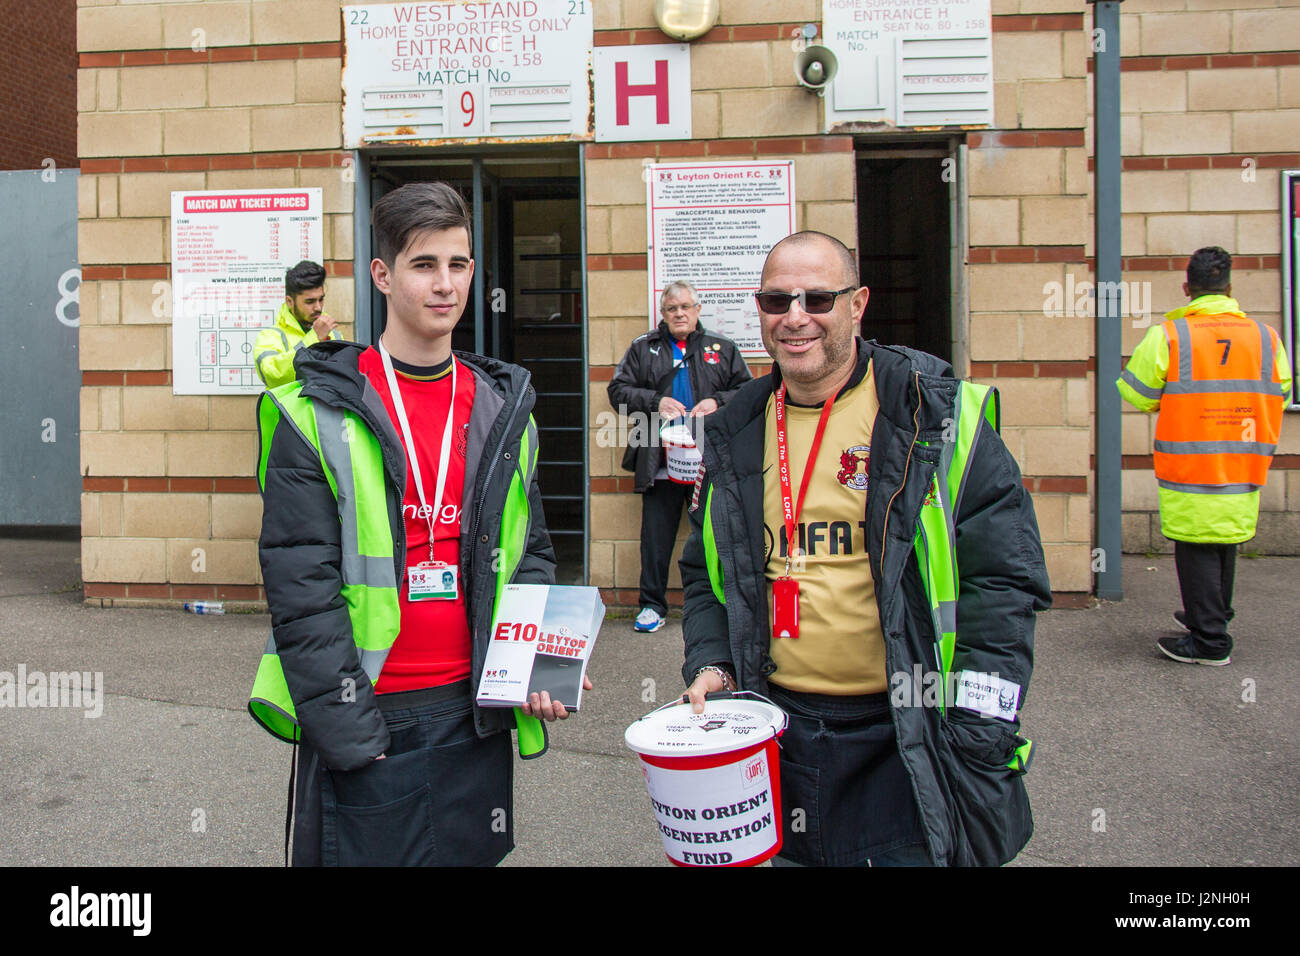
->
[342, 1, 594, 145]
[170, 189, 323, 396]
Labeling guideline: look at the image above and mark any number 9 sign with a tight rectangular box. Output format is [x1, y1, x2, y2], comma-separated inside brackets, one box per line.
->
[451, 85, 485, 136]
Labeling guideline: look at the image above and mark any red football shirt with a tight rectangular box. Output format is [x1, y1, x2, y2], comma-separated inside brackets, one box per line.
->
[358, 348, 476, 693]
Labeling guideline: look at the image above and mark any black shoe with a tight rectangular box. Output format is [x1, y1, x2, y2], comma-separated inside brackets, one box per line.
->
[1157, 635, 1230, 666]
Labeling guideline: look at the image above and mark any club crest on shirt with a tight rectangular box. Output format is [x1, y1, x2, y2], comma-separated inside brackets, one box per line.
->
[837, 445, 870, 491]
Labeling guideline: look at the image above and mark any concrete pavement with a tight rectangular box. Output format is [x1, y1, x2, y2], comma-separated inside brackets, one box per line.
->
[0, 534, 1295, 866]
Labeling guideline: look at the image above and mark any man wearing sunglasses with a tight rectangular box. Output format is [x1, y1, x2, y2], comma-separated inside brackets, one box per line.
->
[679, 230, 1051, 866]
[609, 280, 752, 633]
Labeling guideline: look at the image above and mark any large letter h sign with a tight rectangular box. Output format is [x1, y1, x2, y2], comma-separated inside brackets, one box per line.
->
[615, 59, 670, 125]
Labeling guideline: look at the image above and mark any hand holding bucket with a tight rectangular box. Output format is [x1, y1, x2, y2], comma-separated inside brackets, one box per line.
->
[624, 691, 789, 867]
[659, 416, 703, 485]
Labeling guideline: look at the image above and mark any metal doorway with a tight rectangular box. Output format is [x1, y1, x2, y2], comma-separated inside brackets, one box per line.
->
[360, 150, 588, 584]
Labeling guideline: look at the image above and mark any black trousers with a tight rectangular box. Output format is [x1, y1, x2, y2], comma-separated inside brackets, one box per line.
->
[638, 478, 693, 614]
[766, 685, 930, 866]
[1174, 540, 1237, 657]
[289, 682, 513, 866]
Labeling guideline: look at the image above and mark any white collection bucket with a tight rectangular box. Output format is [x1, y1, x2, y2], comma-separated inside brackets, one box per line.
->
[625, 693, 788, 867]
[659, 421, 702, 485]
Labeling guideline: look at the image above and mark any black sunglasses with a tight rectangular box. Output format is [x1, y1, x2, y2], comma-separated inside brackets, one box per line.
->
[753, 287, 855, 315]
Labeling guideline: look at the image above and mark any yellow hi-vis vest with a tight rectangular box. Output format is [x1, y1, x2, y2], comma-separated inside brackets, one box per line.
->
[253, 302, 340, 389]
[248, 379, 548, 758]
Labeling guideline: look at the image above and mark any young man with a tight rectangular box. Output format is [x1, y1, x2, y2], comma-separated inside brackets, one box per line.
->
[1117, 246, 1291, 665]
[253, 259, 339, 388]
[680, 231, 1051, 866]
[250, 182, 583, 866]
[607, 280, 751, 632]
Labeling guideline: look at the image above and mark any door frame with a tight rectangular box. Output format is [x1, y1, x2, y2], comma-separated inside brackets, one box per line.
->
[352, 147, 591, 584]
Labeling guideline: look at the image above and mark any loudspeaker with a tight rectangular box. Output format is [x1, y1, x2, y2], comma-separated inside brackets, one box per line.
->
[794, 45, 839, 95]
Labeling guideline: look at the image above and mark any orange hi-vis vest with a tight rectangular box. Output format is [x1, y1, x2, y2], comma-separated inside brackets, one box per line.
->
[1153, 303, 1286, 493]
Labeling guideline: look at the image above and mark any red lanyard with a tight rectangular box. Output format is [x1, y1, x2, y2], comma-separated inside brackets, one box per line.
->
[773, 383, 837, 577]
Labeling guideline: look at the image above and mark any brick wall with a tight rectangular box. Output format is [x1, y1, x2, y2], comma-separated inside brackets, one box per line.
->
[1, 0, 78, 169]
[76, 0, 352, 605]
[1100, 0, 1300, 555]
[969, 2, 1092, 594]
[76, 0, 1300, 607]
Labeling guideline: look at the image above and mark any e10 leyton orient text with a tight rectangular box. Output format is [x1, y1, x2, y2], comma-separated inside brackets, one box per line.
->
[492, 622, 589, 657]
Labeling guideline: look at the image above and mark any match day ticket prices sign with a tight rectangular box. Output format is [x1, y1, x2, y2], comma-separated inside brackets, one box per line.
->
[342, 1, 594, 145]
[170, 189, 323, 395]
[646, 161, 796, 358]
[476, 584, 604, 711]
[822, 0, 993, 130]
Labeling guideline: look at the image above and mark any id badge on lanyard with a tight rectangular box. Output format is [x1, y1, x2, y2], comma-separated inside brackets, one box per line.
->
[407, 560, 459, 602]
[772, 383, 838, 639]
[379, 340, 461, 602]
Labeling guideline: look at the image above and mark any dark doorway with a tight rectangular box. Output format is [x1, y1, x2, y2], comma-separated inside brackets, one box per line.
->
[855, 148, 953, 364]
[366, 152, 585, 583]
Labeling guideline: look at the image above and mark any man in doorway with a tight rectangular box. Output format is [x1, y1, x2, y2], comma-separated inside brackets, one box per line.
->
[250, 182, 586, 866]
[253, 259, 339, 388]
[1117, 246, 1291, 666]
[608, 280, 751, 633]
[680, 231, 1051, 865]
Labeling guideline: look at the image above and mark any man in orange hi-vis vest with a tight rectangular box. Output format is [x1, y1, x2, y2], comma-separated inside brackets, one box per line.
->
[1117, 247, 1292, 666]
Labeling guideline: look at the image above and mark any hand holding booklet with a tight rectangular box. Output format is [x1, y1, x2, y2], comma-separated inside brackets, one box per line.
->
[476, 584, 605, 712]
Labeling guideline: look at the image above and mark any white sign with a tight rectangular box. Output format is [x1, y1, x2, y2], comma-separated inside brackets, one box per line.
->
[342, 1, 594, 145]
[646, 162, 796, 357]
[822, 0, 992, 130]
[170, 189, 323, 396]
[593, 44, 691, 142]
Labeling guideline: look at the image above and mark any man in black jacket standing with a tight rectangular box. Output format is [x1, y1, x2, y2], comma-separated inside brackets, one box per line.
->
[680, 232, 1051, 866]
[608, 280, 751, 632]
[253, 182, 583, 866]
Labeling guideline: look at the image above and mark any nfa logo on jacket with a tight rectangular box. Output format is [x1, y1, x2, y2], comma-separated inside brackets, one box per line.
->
[837, 445, 870, 491]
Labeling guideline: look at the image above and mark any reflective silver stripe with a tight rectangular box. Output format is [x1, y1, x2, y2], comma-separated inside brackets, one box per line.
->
[524, 417, 539, 484]
[1153, 439, 1277, 455]
[279, 330, 290, 350]
[343, 553, 400, 588]
[255, 350, 278, 370]
[293, 340, 305, 351]
[1174, 318, 1192, 383]
[1259, 323, 1273, 383]
[1157, 479, 1259, 494]
[315, 404, 397, 590]
[263, 634, 276, 654]
[358, 648, 389, 684]
[1164, 379, 1281, 395]
[915, 522, 946, 648]
[1120, 368, 1162, 400]
[938, 600, 957, 635]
